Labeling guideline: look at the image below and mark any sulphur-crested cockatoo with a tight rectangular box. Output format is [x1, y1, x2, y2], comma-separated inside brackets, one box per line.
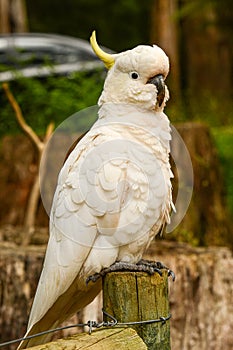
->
[18, 31, 173, 348]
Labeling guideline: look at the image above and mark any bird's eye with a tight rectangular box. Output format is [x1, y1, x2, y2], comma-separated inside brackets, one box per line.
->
[130, 71, 139, 80]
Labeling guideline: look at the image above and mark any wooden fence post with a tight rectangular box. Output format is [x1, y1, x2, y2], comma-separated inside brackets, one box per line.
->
[103, 270, 171, 350]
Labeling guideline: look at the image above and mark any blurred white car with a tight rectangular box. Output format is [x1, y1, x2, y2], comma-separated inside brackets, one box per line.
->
[0, 33, 108, 81]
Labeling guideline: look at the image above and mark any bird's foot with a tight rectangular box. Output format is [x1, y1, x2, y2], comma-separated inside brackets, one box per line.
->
[86, 260, 175, 285]
[138, 259, 175, 281]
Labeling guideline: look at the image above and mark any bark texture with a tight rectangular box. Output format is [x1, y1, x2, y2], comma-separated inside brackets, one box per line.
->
[25, 328, 147, 350]
[103, 271, 170, 349]
[0, 243, 45, 344]
[0, 0, 28, 33]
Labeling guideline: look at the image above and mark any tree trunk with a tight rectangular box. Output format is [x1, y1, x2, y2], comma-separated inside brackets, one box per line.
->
[0, 242, 45, 346]
[10, 0, 28, 32]
[171, 123, 232, 246]
[179, 1, 232, 124]
[181, 2, 231, 97]
[0, 0, 10, 33]
[150, 0, 180, 98]
[0, 0, 28, 33]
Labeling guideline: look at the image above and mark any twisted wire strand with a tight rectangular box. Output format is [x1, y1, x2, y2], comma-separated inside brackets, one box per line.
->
[0, 310, 171, 347]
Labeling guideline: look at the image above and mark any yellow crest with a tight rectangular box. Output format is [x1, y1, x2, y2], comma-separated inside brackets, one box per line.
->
[90, 31, 115, 70]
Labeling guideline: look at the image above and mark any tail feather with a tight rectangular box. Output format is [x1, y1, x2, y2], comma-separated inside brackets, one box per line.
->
[17, 278, 102, 349]
[17, 323, 55, 350]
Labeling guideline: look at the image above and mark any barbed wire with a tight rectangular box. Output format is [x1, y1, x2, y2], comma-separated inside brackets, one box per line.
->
[0, 310, 171, 348]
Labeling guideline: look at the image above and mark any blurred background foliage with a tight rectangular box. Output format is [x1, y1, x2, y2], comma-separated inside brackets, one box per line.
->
[0, 71, 104, 136]
[0, 0, 232, 229]
[26, 0, 153, 52]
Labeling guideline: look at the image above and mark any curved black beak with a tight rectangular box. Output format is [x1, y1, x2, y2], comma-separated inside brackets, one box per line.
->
[147, 74, 165, 107]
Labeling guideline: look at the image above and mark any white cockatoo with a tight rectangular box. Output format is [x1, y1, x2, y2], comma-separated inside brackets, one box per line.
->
[18, 31, 174, 348]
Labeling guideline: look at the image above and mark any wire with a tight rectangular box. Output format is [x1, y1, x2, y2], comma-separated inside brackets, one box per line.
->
[0, 324, 83, 347]
[0, 310, 171, 348]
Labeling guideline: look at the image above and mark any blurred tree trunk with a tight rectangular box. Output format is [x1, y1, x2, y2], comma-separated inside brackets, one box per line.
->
[171, 122, 232, 247]
[0, 0, 28, 33]
[181, 3, 231, 97]
[177, 1, 232, 123]
[150, 0, 180, 98]
[0, 0, 10, 32]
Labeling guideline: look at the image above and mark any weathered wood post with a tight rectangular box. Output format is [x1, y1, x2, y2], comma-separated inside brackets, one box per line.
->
[103, 270, 171, 350]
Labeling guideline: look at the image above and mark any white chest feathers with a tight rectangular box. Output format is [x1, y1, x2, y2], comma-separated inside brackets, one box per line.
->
[52, 104, 173, 273]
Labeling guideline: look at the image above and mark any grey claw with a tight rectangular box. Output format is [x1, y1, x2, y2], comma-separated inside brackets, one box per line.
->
[152, 267, 163, 276]
[86, 273, 101, 285]
[137, 259, 175, 281]
[168, 269, 176, 282]
[86, 260, 175, 285]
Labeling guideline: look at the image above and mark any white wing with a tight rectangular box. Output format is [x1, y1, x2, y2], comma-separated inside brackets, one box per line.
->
[26, 125, 128, 331]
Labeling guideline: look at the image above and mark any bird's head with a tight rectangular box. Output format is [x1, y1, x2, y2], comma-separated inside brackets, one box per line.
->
[90, 31, 169, 111]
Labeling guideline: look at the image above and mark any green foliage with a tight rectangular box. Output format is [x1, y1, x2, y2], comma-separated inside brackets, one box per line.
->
[166, 90, 233, 127]
[166, 228, 200, 247]
[0, 70, 104, 136]
[212, 127, 233, 215]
